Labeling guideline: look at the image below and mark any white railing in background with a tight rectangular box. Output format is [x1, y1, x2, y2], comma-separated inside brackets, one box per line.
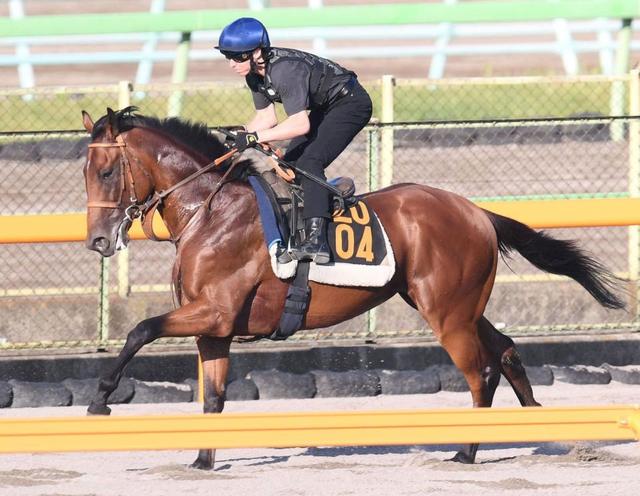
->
[133, 0, 166, 97]
[8, 0, 34, 90]
[0, 0, 635, 88]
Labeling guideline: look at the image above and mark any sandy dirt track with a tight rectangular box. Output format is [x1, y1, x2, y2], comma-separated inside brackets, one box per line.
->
[1, 383, 639, 496]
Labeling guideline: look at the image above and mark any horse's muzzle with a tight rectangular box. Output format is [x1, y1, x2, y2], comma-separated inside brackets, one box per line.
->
[87, 236, 114, 257]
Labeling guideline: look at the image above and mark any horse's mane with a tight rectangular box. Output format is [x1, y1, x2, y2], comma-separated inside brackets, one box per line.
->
[91, 106, 243, 169]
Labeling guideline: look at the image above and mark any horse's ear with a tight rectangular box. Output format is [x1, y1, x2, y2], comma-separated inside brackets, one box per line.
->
[106, 107, 119, 138]
[81, 110, 94, 133]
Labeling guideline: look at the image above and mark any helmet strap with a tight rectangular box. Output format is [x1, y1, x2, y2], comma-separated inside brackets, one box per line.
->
[250, 49, 268, 73]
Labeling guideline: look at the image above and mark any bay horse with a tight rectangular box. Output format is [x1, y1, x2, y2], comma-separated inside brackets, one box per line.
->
[81, 107, 624, 469]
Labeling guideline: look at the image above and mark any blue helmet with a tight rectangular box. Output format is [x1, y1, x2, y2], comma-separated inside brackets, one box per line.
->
[216, 17, 270, 53]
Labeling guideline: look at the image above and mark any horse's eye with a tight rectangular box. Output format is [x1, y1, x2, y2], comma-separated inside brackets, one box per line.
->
[100, 168, 114, 180]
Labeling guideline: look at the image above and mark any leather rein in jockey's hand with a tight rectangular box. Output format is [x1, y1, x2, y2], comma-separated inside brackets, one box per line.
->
[216, 127, 347, 212]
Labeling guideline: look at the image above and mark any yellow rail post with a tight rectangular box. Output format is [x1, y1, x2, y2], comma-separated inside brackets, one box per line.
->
[380, 75, 395, 188]
[0, 405, 637, 454]
[628, 69, 640, 318]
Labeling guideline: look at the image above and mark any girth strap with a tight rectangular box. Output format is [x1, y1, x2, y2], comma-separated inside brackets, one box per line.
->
[269, 261, 311, 340]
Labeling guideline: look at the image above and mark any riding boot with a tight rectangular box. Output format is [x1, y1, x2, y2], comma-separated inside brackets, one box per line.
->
[290, 217, 331, 265]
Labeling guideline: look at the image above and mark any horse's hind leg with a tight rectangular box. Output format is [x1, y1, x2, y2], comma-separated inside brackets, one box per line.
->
[405, 285, 502, 463]
[190, 335, 232, 470]
[435, 322, 502, 464]
[478, 316, 541, 407]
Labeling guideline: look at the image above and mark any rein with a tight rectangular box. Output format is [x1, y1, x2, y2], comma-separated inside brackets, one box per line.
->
[140, 146, 239, 242]
[87, 133, 238, 243]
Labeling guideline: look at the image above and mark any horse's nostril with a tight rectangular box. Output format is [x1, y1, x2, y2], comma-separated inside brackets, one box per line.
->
[91, 237, 110, 253]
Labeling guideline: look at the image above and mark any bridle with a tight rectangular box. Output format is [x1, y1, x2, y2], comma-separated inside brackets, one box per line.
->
[87, 135, 146, 211]
[87, 132, 238, 243]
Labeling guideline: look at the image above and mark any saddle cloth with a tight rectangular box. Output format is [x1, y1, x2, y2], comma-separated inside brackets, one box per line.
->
[248, 174, 396, 287]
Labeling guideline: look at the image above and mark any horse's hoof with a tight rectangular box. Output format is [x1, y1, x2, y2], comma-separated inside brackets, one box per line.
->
[450, 451, 475, 464]
[87, 402, 111, 416]
[189, 458, 214, 470]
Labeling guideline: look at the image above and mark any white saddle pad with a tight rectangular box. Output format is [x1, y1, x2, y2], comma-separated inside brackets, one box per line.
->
[269, 213, 396, 287]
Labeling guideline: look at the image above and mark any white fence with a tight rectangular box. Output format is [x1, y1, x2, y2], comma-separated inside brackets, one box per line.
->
[1, 0, 639, 89]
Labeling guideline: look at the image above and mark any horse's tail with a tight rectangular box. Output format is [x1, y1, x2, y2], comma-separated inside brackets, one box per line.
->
[484, 210, 626, 310]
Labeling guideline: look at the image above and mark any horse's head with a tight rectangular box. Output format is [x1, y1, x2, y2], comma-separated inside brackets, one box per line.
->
[82, 107, 155, 257]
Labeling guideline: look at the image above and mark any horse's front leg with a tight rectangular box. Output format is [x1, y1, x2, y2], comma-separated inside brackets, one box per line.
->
[190, 335, 232, 470]
[87, 315, 166, 415]
[87, 298, 230, 416]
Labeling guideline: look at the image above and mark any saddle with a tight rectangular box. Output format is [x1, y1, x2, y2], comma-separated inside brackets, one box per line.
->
[248, 169, 394, 341]
[251, 170, 358, 258]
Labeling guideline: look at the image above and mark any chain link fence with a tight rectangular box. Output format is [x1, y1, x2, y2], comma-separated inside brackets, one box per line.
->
[0, 74, 638, 351]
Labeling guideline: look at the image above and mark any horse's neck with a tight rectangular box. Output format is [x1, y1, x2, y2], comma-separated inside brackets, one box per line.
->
[145, 143, 227, 239]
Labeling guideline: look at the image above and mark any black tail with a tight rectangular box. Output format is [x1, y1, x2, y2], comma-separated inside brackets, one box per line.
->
[485, 210, 626, 310]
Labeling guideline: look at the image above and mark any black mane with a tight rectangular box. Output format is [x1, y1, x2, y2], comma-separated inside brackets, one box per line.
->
[92, 106, 229, 161]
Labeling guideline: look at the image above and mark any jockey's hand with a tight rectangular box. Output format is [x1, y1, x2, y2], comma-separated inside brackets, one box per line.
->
[233, 131, 260, 152]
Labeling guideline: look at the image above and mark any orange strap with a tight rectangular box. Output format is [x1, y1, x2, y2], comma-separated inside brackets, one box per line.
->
[265, 145, 295, 183]
[141, 201, 164, 242]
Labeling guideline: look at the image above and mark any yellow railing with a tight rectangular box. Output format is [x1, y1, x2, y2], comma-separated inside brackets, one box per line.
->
[1, 73, 639, 345]
[0, 405, 638, 454]
[1, 197, 640, 246]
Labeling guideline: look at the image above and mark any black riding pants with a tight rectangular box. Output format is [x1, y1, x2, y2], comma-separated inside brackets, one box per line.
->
[283, 80, 373, 219]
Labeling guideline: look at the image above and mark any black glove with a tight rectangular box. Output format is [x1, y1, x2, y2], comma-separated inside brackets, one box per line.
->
[220, 126, 245, 150]
[233, 131, 260, 152]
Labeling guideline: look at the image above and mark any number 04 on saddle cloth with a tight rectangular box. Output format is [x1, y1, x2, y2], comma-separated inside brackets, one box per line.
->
[272, 201, 396, 287]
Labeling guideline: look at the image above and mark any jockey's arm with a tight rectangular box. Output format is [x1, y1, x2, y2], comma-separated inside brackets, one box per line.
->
[254, 110, 310, 143]
[245, 105, 278, 133]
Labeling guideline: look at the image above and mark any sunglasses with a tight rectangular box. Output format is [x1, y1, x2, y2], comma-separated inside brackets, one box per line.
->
[222, 51, 251, 63]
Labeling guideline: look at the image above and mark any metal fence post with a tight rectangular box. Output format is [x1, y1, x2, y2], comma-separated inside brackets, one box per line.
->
[96, 80, 132, 348]
[366, 126, 380, 337]
[98, 254, 110, 349]
[380, 75, 395, 188]
[167, 32, 191, 118]
[117, 81, 132, 299]
[609, 18, 632, 140]
[628, 69, 640, 320]
[367, 126, 380, 193]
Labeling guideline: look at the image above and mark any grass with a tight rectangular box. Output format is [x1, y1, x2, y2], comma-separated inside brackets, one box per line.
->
[0, 79, 627, 133]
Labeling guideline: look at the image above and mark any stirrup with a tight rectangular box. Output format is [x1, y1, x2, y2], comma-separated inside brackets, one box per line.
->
[290, 244, 330, 265]
[276, 243, 293, 263]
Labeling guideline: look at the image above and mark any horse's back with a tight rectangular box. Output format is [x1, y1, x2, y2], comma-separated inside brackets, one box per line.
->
[363, 182, 498, 286]
[364, 182, 495, 241]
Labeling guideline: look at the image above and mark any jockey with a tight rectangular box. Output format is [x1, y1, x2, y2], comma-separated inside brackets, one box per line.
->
[216, 17, 373, 265]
